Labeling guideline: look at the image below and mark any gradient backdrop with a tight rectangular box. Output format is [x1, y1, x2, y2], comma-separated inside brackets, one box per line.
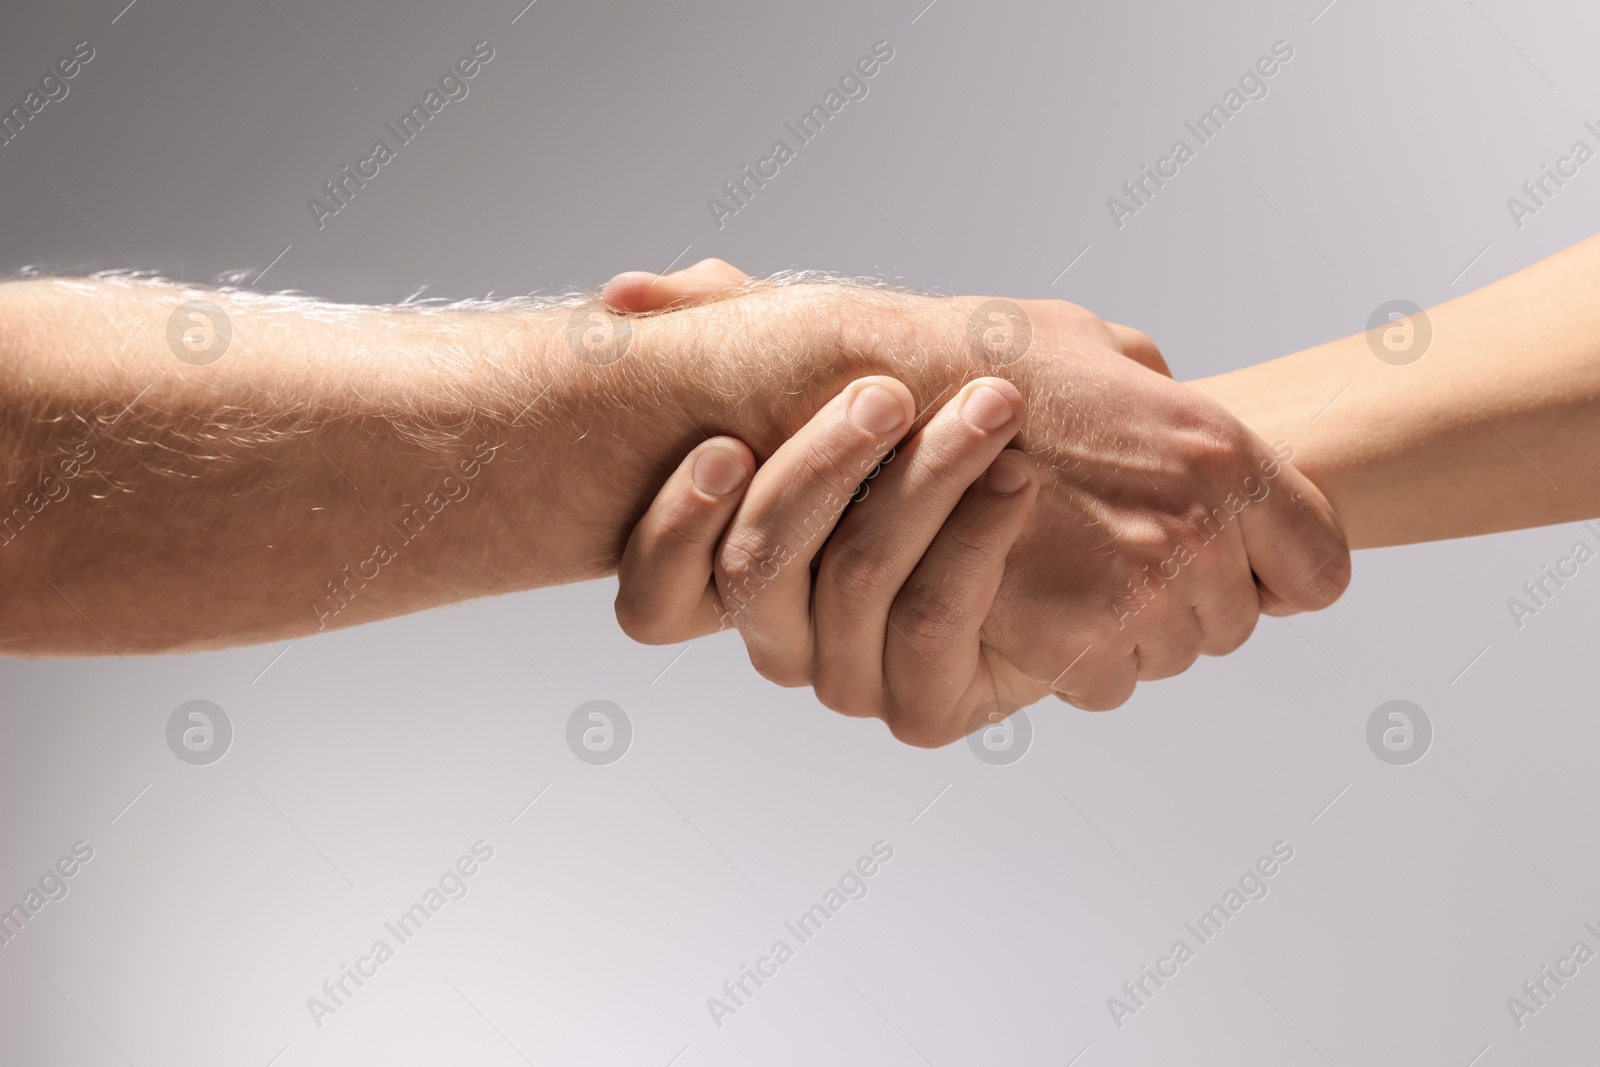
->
[1, 0, 1597, 1064]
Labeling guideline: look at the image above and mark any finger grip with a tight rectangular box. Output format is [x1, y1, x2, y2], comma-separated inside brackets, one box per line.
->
[615, 437, 754, 644]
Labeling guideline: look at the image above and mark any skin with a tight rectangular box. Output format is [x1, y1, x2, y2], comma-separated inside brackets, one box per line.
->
[613, 238, 1600, 740]
[1191, 232, 1600, 548]
[613, 263, 1268, 742]
[618, 375, 1041, 741]
[0, 272, 1347, 747]
[612, 266, 1355, 743]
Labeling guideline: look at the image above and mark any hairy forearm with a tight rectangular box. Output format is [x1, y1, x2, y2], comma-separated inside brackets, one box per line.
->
[1193, 234, 1600, 548]
[0, 277, 986, 655]
[0, 277, 670, 653]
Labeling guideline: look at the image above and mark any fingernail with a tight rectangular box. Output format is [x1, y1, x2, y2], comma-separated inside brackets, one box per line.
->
[850, 385, 907, 435]
[605, 270, 656, 292]
[986, 457, 1029, 495]
[693, 448, 745, 496]
[963, 384, 1016, 432]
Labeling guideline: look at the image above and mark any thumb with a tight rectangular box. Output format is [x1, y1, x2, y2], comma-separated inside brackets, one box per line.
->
[602, 258, 751, 314]
[1234, 438, 1351, 616]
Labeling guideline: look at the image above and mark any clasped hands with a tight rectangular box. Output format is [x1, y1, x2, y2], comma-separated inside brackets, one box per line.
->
[604, 260, 1350, 746]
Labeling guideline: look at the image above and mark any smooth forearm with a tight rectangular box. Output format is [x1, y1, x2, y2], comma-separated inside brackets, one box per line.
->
[1192, 234, 1600, 548]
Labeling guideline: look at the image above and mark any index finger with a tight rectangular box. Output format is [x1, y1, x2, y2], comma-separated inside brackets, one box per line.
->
[714, 376, 914, 686]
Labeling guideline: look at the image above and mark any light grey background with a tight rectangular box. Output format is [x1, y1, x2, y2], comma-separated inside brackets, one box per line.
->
[2, 0, 1597, 1063]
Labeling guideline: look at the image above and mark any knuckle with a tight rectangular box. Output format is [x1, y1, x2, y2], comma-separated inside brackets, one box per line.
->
[793, 433, 855, 490]
[1122, 515, 1174, 559]
[1113, 520, 1177, 585]
[613, 593, 677, 645]
[718, 525, 790, 591]
[1302, 546, 1353, 608]
[937, 512, 1000, 560]
[1098, 687, 1135, 711]
[786, 446, 861, 536]
[893, 578, 968, 646]
[1061, 673, 1136, 712]
[1152, 642, 1201, 680]
[910, 421, 971, 468]
[1123, 325, 1155, 349]
[651, 498, 717, 554]
[1174, 501, 1227, 545]
[1201, 579, 1262, 657]
[884, 706, 965, 749]
[907, 437, 990, 502]
[1209, 610, 1259, 656]
[745, 647, 809, 689]
[1076, 688, 1132, 713]
[1143, 514, 1210, 579]
[814, 677, 882, 719]
[821, 539, 897, 608]
[1178, 409, 1245, 475]
[1042, 297, 1091, 320]
[1207, 634, 1247, 658]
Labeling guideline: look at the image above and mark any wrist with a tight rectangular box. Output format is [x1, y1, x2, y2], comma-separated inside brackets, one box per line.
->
[417, 304, 667, 591]
[505, 284, 985, 580]
[641, 283, 983, 453]
[1188, 341, 1371, 546]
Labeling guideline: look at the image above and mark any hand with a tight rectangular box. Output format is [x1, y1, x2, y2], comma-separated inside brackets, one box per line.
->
[610, 263, 1351, 743]
[604, 258, 1175, 377]
[616, 373, 1050, 741]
